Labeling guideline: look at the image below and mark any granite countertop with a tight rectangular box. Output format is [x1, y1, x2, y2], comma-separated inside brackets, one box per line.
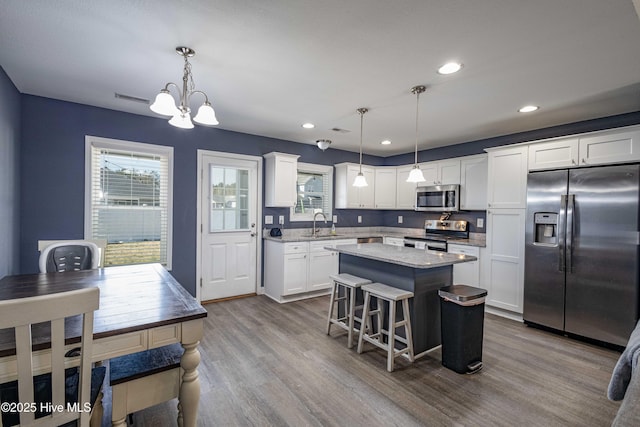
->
[325, 243, 477, 269]
[262, 227, 486, 247]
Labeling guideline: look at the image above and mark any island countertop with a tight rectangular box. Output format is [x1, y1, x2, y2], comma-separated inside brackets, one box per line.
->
[325, 243, 477, 269]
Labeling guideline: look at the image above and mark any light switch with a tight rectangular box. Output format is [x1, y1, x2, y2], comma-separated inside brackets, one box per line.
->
[477, 218, 484, 228]
[398, 215, 403, 224]
[333, 215, 338, 223]
[265, 215, 273, 225]
[357, 215, 362, 224]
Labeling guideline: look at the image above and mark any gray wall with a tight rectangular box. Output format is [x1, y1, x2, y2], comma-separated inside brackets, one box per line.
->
[0, 67, 21, 279]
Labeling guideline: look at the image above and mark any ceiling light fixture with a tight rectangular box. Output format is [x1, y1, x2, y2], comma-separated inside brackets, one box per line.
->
[438, 62, 463, 75]
[302, 122, 315, 129]
[316, 139, 332, 151]
[519, 105, 539, 113]
[381, 140, 392, 145]
[150, 46, 219, 129]
[353, 108, 369, 187]
[407, 85, 427, 183]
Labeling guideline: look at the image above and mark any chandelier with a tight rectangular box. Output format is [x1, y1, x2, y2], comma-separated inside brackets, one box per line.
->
[150, 47, 219, 129]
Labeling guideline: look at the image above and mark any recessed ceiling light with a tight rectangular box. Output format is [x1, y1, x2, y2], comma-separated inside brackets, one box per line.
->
[381, 140, 392, 145]
[437, 62, 463, 75]
[302, 122, 315, 129]
[519, 105, 539, 113]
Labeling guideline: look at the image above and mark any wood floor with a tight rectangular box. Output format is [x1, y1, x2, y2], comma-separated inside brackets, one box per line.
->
[100, 294, 623, 426]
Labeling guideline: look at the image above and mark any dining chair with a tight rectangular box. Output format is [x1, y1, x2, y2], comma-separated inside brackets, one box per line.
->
[38, 241, 100, 273]
[0, 287, 105, 427]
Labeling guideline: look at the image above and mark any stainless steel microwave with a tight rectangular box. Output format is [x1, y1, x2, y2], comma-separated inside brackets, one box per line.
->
[415, 184, 460, 212]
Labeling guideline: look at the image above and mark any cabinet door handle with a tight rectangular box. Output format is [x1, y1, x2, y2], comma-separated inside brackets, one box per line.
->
[582, 158, 586, 164]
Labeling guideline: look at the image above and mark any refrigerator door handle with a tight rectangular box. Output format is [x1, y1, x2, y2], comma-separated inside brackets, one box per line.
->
[559, 195, 567, 272]
[566, 194, 575, 273]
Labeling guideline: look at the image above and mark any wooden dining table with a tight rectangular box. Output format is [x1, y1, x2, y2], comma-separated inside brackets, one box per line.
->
[0, 263, 208, 427]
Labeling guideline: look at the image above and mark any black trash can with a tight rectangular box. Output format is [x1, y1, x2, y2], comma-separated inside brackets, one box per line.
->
[438, 284, 488, 374]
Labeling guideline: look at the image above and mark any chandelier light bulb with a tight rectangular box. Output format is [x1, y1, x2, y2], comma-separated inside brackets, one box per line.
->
[193, 102, 219, 126]
[150, 90, 179, 116]
[169, 111, 194, 129]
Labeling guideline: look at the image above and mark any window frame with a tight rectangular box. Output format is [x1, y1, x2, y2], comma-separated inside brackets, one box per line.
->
[84, 135, 174, 269]
[289, 162, 333, 222]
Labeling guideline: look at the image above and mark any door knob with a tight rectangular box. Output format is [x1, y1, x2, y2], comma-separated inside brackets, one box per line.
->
[250, 232, 257, 237]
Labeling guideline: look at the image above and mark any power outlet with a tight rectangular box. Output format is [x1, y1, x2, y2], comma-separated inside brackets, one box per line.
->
[477, 218, 484, 228]
[279, 215, 285, 225]
[357, 215, 362, 224]
[333, 215, 338, 223]
[398, 215, 403, 224]
[265, 215, 273, 225]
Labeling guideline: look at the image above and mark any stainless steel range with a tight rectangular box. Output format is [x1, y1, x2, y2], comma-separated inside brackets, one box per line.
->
[403, 219, 469, 252]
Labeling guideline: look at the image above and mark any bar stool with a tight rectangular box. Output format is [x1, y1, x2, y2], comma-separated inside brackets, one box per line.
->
[327, 273, 372, 348]
[357, 283, 414, 372]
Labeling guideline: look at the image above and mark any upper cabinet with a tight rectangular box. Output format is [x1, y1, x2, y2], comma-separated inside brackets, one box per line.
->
[486, 146, 528, 209]
[334, 163, 375, 209]
[578, 128, 640, 166]
[264, 152, 299, 207]
[396, 165, 417, 210]
[374, 167, 397, 209]
[418, 159, 461, 185]
[459, 154, 488, 210]
[528, 126, 640, 171]
[528, 138, 579, 170]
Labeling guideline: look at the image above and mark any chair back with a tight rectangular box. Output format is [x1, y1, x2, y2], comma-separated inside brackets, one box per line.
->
[0, 287, 99, 427]
[39, 241, 100, 273]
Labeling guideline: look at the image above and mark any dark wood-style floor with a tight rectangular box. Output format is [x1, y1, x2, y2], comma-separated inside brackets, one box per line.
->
[100, 294, 622, 426]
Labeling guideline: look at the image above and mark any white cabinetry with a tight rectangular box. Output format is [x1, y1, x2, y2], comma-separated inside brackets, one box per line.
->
[335, 163, 375, 209]
[486, 146, 528, 209]
[528, 138, 579, 170]
[578, 128, 640, 166]
[527, 127, 640, 171]
[418, 159, 461, 185]
[264, 152, 299, 207]
[483, 209, 525, 313]
[396, 165, 417, 210]
[484, 145, 528, 316]
[383, 236, 405, 247]
[264, 238, 356, 302]
[374, 167, 397, 209]
[448, 244, 480, 287]
[459, 154, 488, 210]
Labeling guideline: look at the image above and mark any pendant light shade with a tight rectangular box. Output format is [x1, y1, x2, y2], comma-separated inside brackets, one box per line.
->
[353, 108, 369, 187]
[406, 85, 426, 183]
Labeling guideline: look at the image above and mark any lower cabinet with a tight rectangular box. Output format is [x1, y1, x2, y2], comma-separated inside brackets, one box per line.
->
[447, 244, 480, 287]
[264, 239, 357, 303]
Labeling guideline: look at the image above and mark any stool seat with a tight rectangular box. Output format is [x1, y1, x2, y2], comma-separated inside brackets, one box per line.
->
[329, 273, 372, 288]
[327, 274, 372, 348]
[358, 283, 414, 372]
[361, 283, 413, 301]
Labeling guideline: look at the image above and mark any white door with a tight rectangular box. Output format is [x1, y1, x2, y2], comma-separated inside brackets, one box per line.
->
[200, 154, 259, 301]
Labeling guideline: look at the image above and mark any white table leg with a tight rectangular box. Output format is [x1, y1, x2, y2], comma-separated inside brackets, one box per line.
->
[179, 319, 204, 427]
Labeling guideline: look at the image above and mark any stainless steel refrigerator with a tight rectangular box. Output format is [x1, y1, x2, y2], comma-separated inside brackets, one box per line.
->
[524, 164, 640, 347]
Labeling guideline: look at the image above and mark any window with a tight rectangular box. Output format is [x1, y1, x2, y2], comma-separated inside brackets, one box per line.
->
[290, 163, 333, 222]
[209, 166, 249, 231]
[85, 136, 173, 268]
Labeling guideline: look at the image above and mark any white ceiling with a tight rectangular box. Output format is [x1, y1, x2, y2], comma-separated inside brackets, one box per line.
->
[1, 0, 640, 157]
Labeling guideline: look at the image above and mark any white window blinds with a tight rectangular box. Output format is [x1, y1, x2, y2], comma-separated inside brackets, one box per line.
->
[85, 137, 173, 268]
[290, 163, 333, 222]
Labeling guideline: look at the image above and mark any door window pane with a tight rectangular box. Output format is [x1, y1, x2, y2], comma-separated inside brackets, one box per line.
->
[210, 166, 249, 231]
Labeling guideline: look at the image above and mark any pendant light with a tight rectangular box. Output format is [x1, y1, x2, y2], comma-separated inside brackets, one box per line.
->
[353, 108, 369, 187]
[407, 85, 426, 183]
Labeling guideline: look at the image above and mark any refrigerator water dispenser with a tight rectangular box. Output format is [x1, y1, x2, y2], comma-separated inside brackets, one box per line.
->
[534, 213, 558, 246]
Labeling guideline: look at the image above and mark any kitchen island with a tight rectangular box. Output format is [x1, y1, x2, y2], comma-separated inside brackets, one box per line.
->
[326, 243, 477, 357]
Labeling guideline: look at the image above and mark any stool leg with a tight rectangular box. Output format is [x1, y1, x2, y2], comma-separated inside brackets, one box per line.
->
[387, 299, 397, 372]
[357, 291, 371, 354]
[403, 299, 415, 362]
[327, 281, 338, 334]
[347, 287, 356, 349]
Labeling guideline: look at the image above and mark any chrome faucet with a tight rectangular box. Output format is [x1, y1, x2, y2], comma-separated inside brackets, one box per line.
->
[313, 212, 327, 237]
